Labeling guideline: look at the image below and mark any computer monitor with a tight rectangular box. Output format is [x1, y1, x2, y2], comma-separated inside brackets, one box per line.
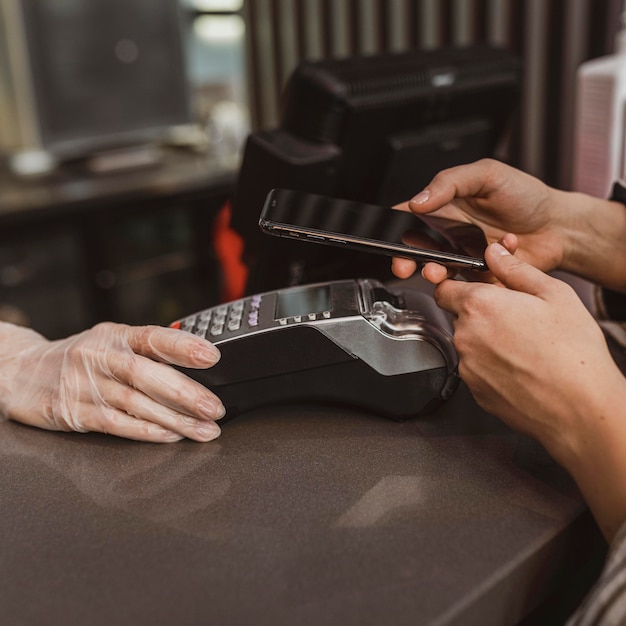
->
[0, 0, 191, 172]
[231, 45, 521, 294]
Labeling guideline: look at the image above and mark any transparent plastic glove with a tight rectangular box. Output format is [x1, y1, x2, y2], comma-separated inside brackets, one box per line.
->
[0, 321, 225, 443]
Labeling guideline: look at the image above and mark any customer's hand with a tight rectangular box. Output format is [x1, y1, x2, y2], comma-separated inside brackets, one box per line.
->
[425, 242, 626, 540]
[0, 322, 225, 443]
[392, 158, 570, 280]
[428, 243, 607, 448]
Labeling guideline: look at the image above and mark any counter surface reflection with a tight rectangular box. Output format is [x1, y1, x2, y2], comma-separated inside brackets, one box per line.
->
[0, 382, 602, 626]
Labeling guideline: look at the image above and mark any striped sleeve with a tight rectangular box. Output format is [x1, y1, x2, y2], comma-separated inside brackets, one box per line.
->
[567, 520, 626, 626]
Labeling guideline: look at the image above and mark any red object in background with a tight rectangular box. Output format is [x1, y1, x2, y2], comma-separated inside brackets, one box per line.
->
[213, 200, 249, 303]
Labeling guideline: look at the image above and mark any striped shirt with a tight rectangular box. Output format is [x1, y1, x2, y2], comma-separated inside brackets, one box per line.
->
[567, 521, 626, 626]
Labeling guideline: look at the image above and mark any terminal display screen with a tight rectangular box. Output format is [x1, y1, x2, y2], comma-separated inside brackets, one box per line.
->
[274, 285, 332, 319]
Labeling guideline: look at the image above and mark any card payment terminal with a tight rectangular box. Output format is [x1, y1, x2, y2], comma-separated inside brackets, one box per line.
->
[170, 279, 459, 420]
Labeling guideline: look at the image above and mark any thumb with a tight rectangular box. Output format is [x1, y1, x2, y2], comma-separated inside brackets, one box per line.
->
[485, 242, 550, 297]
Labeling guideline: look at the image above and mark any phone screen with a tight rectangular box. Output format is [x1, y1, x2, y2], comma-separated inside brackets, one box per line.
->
[259, 188, 488, 271]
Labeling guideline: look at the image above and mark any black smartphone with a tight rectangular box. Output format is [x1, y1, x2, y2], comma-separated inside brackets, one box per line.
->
[259, 188, 488, 271]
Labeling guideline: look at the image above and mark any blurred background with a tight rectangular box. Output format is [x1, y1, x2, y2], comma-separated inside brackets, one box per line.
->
[0, 0, 622, 338]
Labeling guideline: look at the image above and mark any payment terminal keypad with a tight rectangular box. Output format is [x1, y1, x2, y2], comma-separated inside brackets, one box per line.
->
[175, 297, 255, 339]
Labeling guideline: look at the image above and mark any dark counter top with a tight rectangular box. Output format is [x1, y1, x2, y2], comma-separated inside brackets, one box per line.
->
[0, 382, 602, 626]
[0, 146, 237, 225]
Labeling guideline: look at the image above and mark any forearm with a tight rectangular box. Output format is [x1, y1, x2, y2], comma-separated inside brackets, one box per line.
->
[549, 370, 626, 542]
[557, 189, 626, 292]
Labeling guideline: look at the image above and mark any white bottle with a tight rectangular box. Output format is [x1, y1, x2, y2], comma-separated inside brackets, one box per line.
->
[572, 8, 626, 197]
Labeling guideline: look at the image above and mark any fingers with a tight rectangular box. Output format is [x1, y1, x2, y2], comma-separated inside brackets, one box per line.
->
[392, 201, 411, 213]
[431, 274, 476, 317]
[60, 368, 221, 441]
[421, 262, 451, 284]
[116, 323, 222, 368]
[84, 378, 222, 442]
[391, 257, 457, 282]
[70, 402, 187, 443]
[500, 232, 518, 254]
[484, 242, 552, 296]
[102, 350, 226, 422]
[413, 232, 522, 289]
[408, 158, 504, 214]
[391, 257, 418, 278]
[432, 241, 559, 317]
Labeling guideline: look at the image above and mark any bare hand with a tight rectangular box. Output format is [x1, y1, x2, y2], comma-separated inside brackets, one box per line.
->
[429, 243, 612, 450]
[426, 243, 626, 540]
[392, 159, 568, 281]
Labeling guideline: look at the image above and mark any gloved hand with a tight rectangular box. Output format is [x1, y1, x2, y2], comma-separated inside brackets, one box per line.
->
[0, 321, 225, 443]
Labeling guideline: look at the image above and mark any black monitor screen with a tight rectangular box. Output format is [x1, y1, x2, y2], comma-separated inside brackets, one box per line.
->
[20, 0, 191, 155]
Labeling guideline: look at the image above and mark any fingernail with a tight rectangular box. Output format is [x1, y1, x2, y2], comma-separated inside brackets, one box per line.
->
[194, 343, 221, 365]
[410, 190, 430, 205]
[490, 242, 510, 256]
[214, 403, 226, 419]
[199, 398, 226, 420]
[197, 421, 221, 441]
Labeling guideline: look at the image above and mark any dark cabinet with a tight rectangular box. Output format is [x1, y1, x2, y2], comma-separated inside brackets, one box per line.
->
[0, 150, 236, 339]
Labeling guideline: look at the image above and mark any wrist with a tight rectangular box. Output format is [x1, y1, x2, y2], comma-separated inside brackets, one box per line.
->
[548, 368, 622, 463]
[559, 191, 626, 290]
[0, 323, 49, 419]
